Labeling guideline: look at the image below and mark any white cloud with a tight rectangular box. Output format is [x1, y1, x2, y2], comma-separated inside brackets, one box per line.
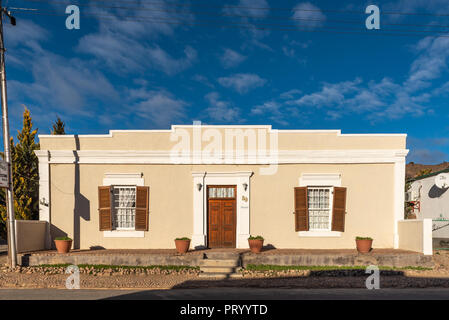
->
[407, 137, 449, 164]
[147, 45, 197, 75]
[9, 52, 118, 117]
[385, 0, 449, 19]
[282, 46, 296, 58]
[405, 37, 449, 92]
[220, 49, 247, 68]
[223, 0, 272, 51]
[78, 31, 197, 75]
[274, 36, 449, 122]
[280, 89, 302, 100]
[205, 92, 240, 122]
[218, 73, 267, 94]
[251, 101, 288, 125]
[290, 79, 362, 108]
[407, 148, 448, 164]
[223, 0, 270, 18]
[192, 74, 215, 88]
[292, 2, 326, 29]
[131, 90, 188, 128]
[5, 19, 49, 49]
[76, 5, 197, 76]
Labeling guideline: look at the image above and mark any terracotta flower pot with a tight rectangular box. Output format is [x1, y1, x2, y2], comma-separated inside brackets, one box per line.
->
[356, 239, 373, 253]
[175, 239, 190, 254]
[54, 240, 72, 254]
[248, 239, 264, 253]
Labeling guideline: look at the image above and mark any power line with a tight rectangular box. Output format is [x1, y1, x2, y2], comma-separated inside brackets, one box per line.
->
[11, 3, 449, 30]
[17, 0, 449, 17]
[13, 9, 449, 38]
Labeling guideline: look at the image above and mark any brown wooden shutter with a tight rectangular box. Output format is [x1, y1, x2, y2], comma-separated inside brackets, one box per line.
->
[332, 187, 347, 232]
[98, 186, 112, 231]
[135, 186, 149, 231]
[294, 187, 309, 231]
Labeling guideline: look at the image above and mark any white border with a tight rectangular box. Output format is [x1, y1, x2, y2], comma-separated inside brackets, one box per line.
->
[38, 125, 407, 139]
[298, 173, 342, 238]
[35, 149, 409, 165]
[393, 158, 406, 248]
[191, 171, 252, 249]
[102, 173, 145, 238]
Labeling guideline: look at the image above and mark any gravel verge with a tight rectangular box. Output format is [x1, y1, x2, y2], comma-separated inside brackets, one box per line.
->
[1, 250, 449, 289]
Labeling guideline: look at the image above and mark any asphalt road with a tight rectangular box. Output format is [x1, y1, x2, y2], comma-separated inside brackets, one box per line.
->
[1, 288, 449, 300]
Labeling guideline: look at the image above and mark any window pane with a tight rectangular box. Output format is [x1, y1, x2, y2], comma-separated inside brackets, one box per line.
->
[308, 188, 331, 230]
[208, 187, 235, 198]
[112, 186, 136, 229]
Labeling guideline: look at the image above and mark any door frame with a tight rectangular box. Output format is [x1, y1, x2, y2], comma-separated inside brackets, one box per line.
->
[206, 185, 237, 248]
[192, 171, 252, 249]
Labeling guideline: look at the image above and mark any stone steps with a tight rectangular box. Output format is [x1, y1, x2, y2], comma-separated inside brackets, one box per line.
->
[199, 255, 242, 279]
[203, 252, 241, 260]
[198, 272, 243, 279]
[199, 259, 240, 267]
[200, 266, 237, 273]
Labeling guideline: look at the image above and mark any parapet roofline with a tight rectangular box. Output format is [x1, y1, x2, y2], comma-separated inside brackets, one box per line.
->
[38, 125, 407, 139]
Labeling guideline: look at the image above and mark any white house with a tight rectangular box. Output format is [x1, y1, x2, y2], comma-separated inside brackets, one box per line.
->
[407, 168, 449, 247]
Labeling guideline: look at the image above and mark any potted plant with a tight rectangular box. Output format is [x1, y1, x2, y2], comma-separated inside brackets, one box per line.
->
[355, 236, 373, 253]
[54, 236, 73, 254]
[248, 235, 264, 253]
[174, 237, 191, 254]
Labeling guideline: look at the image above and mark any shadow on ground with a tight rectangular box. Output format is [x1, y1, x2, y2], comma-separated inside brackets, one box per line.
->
[97, 268, 449, 300]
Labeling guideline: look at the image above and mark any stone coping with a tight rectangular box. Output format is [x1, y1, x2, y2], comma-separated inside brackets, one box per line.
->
[19, 248, 421, 256]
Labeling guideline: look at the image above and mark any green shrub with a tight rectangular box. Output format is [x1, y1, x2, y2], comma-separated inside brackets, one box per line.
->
[54, 236, 72, 241]
[248, 235, 264, 240]
[175, 237, 190, 241]
[355, 236, 373, 241]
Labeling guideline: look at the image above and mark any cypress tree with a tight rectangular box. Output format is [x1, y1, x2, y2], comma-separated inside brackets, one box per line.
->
[51, 117, 65, 135]
[0, 108, 39, 238]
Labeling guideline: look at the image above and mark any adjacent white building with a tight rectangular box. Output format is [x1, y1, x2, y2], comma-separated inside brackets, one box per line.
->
[407, 169, 449, 247]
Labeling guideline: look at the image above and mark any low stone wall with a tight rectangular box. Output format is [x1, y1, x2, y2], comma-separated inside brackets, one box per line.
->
[18, 252, 203, 267]
[18, 249, 433, 268]
[15, 220, 47, 253]
[398, 219, 433, 255]
[240, 252, 433, 268]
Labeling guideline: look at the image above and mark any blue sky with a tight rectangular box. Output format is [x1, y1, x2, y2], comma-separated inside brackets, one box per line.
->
[3, 0, 449, 164]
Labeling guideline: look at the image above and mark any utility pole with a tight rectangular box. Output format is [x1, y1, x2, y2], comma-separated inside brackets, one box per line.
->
[0, 0, 16, 268]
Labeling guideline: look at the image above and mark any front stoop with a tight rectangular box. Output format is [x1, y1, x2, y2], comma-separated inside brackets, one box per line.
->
[199, 253, 243, 279]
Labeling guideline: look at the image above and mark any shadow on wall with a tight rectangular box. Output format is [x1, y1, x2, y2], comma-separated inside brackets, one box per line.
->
[73, 135, 91, 250]
[429, 185, 448, 199]
[49, 224, 68, 249]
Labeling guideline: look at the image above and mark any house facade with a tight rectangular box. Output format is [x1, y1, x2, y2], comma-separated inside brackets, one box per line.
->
[407, 169, 449, 245]
[35, 125, 409, 251]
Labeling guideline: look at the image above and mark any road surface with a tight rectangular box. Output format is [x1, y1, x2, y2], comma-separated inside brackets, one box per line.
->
[0, 288, 449, 300]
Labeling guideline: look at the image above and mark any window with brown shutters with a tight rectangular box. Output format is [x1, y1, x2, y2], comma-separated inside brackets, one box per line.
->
[294, 187, 309, 231]
[99, 185, 150, 231]
[135, 186, 149, 231]
[98, 186, 112, 231]
[294, 186, 347, 233]
[331, 187, 347, 232]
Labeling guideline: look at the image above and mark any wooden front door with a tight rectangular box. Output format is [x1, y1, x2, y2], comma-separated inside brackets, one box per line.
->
[207, 186, 236, 248]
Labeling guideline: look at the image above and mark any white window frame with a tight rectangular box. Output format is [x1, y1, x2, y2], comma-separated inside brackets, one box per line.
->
[111, 185, 137, 231]
[307, 186, 334, 232]
[298, 173, 342, 238]
[102, 173, 145, 238]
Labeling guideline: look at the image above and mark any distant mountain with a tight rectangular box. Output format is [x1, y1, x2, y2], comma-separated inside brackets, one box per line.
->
[406, 162, 449, 180]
